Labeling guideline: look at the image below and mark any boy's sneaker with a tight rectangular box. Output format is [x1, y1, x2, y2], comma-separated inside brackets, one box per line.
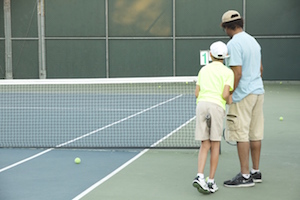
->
[207, 182, 218, 193]
[192, 176, 210, 194]
[251, 171, 262, 183]
[223, 173, 255, 187]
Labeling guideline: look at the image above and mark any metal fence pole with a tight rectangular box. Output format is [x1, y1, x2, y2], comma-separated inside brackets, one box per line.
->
[38, 0, 46, 79]
[4, 0, 13, 79]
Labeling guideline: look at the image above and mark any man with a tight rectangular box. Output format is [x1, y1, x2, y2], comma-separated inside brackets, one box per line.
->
[221, 10, 265, 187]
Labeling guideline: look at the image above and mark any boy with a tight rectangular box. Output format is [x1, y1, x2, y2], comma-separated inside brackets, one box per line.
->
[192, 41, 234, 194]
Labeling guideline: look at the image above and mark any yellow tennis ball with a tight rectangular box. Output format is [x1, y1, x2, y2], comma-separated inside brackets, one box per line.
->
[205, 177, 209, 182]
[279, 116, 283, 121]
[74, 157, 81, 164]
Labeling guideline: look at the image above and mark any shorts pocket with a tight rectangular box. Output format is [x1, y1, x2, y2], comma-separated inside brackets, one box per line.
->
[226, 114, 239, 131]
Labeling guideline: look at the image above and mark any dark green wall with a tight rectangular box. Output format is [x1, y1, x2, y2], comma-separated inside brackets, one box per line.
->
[176, 0, 242, 36]
[246, 0, 300, 80]
[10, 0, 38, 79]
[0, 1, 4, 78]
[12, 40, 39, 79]
[45, 0, 106, 37]
[1, 0, 299, 80]
[46, 40, 106, 78]
[246, 0, 300, 35]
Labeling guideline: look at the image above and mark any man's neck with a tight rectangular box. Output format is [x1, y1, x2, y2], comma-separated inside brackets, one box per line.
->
[232, 27, 243, 36]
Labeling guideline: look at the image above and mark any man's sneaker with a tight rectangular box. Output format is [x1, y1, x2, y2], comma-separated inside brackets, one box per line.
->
[207, 182, 218, 193]
[251, 171, 262, 183]
[223, 173, 255, 187]
[192, 176, 210, 194]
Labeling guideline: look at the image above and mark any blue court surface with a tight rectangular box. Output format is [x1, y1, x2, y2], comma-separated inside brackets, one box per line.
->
[0, 148, 141, 200]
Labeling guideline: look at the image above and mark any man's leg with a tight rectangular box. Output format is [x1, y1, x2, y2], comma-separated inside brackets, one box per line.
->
[249, 94, 264, 183]
[223, 95, 255, 187]
[223, 141, 254, 187]
[250, 140, 261, 170]
[237, 141, 250, 174]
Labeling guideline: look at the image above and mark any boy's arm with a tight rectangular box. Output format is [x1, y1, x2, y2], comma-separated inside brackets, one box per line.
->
[222, 85, 232, 104]
[195, 85, 200, 98]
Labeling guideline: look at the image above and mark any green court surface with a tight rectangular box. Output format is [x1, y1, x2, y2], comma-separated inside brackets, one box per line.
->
[80, 82, 300, 200]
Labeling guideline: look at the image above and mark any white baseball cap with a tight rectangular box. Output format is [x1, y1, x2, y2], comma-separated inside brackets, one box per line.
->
[210, 41, 230, 59]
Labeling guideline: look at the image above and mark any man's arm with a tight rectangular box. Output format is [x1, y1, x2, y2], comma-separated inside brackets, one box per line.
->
[230, 66, 242, 92]
[260, 61, 263, 78]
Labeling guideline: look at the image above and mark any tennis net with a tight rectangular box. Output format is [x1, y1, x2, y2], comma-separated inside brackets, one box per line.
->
[0, 77, 200, 149]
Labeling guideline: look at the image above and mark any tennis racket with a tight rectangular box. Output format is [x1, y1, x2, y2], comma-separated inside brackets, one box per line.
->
[223, 105, 237, 146]
[223, 128, 236, 146]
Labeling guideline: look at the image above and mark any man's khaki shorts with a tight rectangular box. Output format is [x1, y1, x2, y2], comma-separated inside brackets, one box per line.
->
[226, 94, 264, 142]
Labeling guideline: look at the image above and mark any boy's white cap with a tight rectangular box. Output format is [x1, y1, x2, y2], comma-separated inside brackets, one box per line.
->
[210, 41, 230, 59]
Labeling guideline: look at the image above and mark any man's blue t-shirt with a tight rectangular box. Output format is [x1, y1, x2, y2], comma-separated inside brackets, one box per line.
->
[227, 31, 264, 102]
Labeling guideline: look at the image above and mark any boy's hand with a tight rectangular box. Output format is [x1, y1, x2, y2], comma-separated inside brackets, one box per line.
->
[227, 94, 233, 104]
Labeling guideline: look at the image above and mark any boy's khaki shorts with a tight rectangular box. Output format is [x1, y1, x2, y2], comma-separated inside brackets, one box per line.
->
[226, 94, 264, 142]
[195, 101, 225, 141]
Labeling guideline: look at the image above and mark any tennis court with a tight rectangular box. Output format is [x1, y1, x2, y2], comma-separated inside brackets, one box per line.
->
[79, 82, 300, 200]
[0, 77, 199, 199]
[0, 81, 299, 200]
[0, 1, 299, 199]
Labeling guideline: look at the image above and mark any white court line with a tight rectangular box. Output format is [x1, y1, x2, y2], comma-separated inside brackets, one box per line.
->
[0, 148, 54, 173]
[56, 94, 183, 147]
[0, 95, 183, 173]
[72, 116, 196, 200]
[0, 107, 141, 112]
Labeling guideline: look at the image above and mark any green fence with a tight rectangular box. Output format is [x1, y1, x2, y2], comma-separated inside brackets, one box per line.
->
[0, 0, 299, 80]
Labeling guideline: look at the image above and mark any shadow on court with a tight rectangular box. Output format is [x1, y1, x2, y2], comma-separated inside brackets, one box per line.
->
[81, 83, 300, 200]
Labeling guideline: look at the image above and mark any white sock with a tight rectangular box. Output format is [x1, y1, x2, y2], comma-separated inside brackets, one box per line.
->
[197, 173, 204, 179]
[251, 168, 260, 174]
[242, 174, 250, 179]
[207, 178, 214, 183]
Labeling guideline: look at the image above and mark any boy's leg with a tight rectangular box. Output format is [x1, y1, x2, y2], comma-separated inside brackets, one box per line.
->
[193, 140, 211, 194]
[198, 140, 211, 173]
[209, 141, 220, 179]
